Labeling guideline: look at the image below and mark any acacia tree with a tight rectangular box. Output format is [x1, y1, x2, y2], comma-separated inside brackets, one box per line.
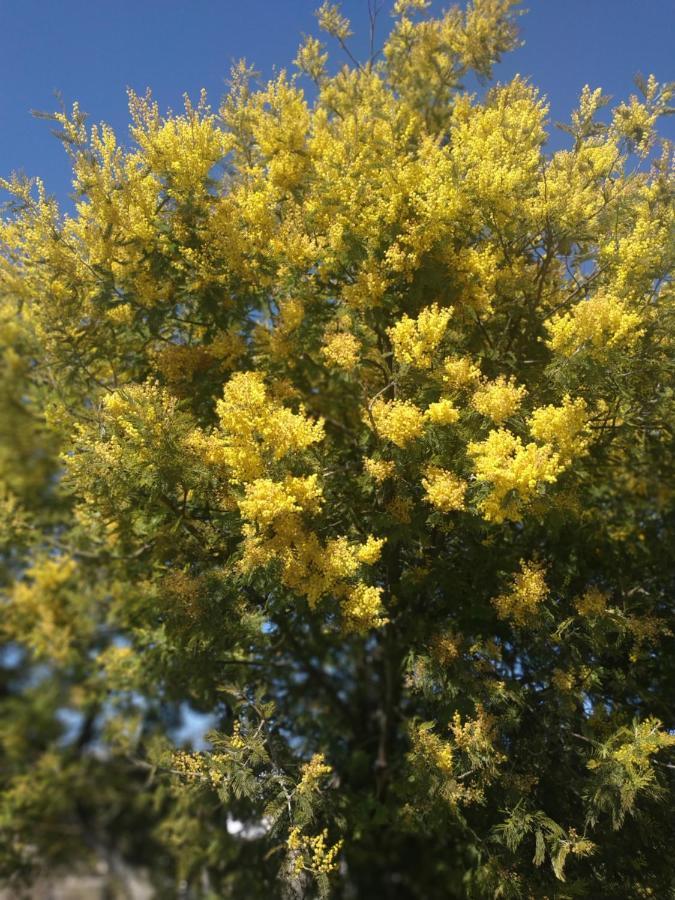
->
[1, 1, 674, 897]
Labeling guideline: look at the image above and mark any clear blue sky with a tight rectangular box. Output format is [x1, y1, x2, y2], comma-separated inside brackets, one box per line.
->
[1, 0, 673, 202]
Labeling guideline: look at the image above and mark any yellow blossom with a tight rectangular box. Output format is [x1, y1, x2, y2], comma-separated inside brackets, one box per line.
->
[206, 372, 324, 482]
[410, 722, 454, 776]
[238, 479, 303, 527]
[575, 587, 609, 618]
[547, 292, 644, 357]
[230, 720, 246, 750]
[493, 560, 548, 625]
[237, 475, 322, 528]
[442, 355, 482, 389]
[342, 583, 387, 632]
[294, 35, 328, 82]
[424, 398, 460, 426]
[422, 467, 467, 513]
[363, 457, 395, 482]
[472, 376, 527, 423]
[370, 399, 425, 447]
[287, 826, 343, 876]
[388, 303, 452, 369]
[129, 90, 230, 196]
[321, 331, 360, 370]
[469, 429, 562, 522]
[529, 395, 589, 461]
[105, 303, 135, 325]
[297, 753, 332, 795]
[356, 535, 386, 565]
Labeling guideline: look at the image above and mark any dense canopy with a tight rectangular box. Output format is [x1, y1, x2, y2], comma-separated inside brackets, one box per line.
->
[0, 1, 674, 897]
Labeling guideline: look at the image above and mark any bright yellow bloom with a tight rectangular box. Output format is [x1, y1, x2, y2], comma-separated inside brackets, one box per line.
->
[200, 372, 325, 483]
[388, 303, 452, 369]
[321, 331, 360, 370]
[529, 395, 589, 461]
[424, 398, 460, 426]
[442, 355, 481, 389]
[493, 560, 548, 625]
[410, 723, 454, 777]
[294, 35, 328, 82]
[342, 583, 387, 632]
[547, 292, 644, 357]
[238, 475, 322, 528]
[422, 467, 467, 513]
[370, 399, 425, 447]
[287, 826, 343, 876]
[469, 429, 561, 522]
[129, 90, 230, 196]
[363, 457, 395, 483]
[472, 376, 527, 424]
[296, 753, 332, 796]
[356, 535, 386, 565]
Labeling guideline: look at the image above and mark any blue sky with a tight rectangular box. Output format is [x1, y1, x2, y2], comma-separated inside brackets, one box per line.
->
[1, 0, 673, 202]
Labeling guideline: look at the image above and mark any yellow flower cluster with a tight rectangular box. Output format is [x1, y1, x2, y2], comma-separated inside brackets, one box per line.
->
[422, 467, 467, 513]
[409, 708, 503, 808]
[321, 331, 360, 370]
[450, 707, 501, 761]
[493, 560, 548, 625]
[187, 371, 389, 630]
[547, 292, 644, 357]
[262, 297, 305, 359]
[370, 399, 425, 447]
[388, 303, 453, 369]
[316, 0, 352, 40]
[229, 720, 247, 750]
[294, 34, 328, 82]
[610, 719, 675, 772]
[239, 514, 386, 630]
[442, 355, 481, 390]
[129, 91, 230, 196]
[172, 750, 208, 780]
[237, 475, 323, 528]
[528, 395, 589, 462]
[363, 457, 395, 483]
[424, 398, 460, 426]
[341, 258, 389, 309]
[287, 826, 343, 876]
[296, 753, 332, 796]
[451, 78, 547, 225]
[356, 535, 386, 565]
[575, 587, 609, 618]
[172, 750, 231, 787]
[8, 556, 84, 665]
[342, 583, 387, 632]
[410, 722, 454, 776]
[105, 303, 135, 326]
[612, 89, 660, 155]
[187, 371, 325, 483]
[469, 429, 562, 522]
[472, 376, 527, 424]
[450, 245, 500, 313]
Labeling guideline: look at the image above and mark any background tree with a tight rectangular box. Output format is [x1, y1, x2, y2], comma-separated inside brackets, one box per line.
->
[0, 1, 674, 897]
